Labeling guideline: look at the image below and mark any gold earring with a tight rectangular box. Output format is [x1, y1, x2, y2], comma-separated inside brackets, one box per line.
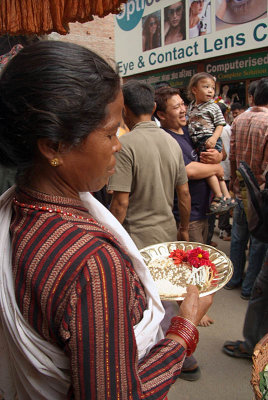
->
[50, 158, 60, 167]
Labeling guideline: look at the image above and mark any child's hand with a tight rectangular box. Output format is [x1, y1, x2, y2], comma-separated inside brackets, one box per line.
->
[205, 137, 216, 149]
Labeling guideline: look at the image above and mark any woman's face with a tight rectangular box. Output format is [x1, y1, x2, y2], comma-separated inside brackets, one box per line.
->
[167, 2, 183, 28]
[191, 0, 204, 15]
[149, 17, 157, 35]
[57, 90, 123, 196]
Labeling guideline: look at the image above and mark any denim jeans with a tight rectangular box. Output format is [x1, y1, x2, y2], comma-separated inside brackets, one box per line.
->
[229, 200, 268, 295]
[243, 250, 268, 354]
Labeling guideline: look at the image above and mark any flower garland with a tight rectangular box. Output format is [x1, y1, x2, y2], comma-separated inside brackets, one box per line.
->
[169, 247, 218, 278]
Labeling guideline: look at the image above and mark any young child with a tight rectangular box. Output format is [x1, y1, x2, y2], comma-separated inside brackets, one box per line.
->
[187, 72, 235, 214]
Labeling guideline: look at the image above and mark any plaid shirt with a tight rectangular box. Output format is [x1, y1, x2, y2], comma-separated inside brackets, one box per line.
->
[230, 106, 268, 197]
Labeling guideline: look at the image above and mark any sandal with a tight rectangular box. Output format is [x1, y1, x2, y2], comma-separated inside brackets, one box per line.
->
[179, 366, 201, 381]
[207, 196, 229, 215]
[222, 340, 252, 359]
[225, 198, 236, 210]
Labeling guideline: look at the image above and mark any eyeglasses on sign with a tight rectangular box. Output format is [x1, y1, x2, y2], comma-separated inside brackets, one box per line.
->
[168, 5, 183, 16]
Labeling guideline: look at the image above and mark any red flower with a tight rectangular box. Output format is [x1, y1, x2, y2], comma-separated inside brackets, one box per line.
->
[187, 247, 210, 268]
[169, 249, 187, 265]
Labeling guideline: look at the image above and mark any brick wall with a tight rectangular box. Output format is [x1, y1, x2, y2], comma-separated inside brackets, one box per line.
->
[49, 14, 115, 64]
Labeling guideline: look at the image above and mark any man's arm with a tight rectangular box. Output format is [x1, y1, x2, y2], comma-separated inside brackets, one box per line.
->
[110, 191, 130, 224]
[186, 161, 224, 180]
[176, 182, 191, 242]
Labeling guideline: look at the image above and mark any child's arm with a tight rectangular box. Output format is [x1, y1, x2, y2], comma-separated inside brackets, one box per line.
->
[206, 125, 223, 149]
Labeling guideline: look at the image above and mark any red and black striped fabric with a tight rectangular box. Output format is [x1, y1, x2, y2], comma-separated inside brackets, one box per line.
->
[10, 188, 186, 399]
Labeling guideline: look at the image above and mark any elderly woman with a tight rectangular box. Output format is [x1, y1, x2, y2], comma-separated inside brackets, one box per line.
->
[0, 41, 211, 399]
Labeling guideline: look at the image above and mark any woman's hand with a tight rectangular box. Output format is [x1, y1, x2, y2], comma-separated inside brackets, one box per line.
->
[178, 285, 214, 326]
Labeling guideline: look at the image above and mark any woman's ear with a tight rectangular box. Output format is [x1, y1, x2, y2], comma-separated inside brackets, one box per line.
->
[37, 138, 63, 166]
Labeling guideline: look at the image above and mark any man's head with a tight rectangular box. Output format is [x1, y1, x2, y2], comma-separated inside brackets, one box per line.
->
[217, 102, 228, 121]
[248, 80, 258, 107]
[122, 80, 155, 129]
[155, 86, 187, 133]
[230, 102, 245, 119]
[254, 78, 268, 107]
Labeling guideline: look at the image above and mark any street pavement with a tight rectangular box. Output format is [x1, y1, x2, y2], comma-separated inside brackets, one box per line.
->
[168, 226, 254, 400]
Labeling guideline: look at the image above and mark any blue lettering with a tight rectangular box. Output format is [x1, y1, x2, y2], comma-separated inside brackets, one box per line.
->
[204, 38, 213, 53]
[253, 23, 267, 42]
[158, 54, 164, 64]
[236, 33, 245, 46]
[214, 38, 223, 50]
[149, 52, 156, 65]
[186, 46, 193, 57]
[117, 61, 123, 74]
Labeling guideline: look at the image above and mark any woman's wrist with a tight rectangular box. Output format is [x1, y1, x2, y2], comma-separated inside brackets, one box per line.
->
[166, 316, 199, 356]
[166, 332, 187, 350]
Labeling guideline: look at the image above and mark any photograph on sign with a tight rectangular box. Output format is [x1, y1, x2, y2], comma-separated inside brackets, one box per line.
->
[216, 0, 267, 30]
[189, 0, 212, 38]
[164, 1, 186, 45]
[142, 11, 162, 51]
[115, 0, 268, 77]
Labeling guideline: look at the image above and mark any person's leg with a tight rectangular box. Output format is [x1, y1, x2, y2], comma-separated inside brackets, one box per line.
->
[227, 200, 249, 288]
[241, 238, 268, 298]
[223, 251, 268, 358]
[218, 211, 232, 236]
[206, 175, 222, 198]
[243, 250, 268, 354]
[219, 179, 230, 199]
[206, 214, 216, 245]
[188, 219, 208, 244]
[218, 180, 232, 238]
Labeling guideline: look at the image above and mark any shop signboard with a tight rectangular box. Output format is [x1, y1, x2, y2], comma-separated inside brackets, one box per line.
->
[204, 51, 268, 81]
[115, 0, 268, 77]
[133, 65, 197, 87]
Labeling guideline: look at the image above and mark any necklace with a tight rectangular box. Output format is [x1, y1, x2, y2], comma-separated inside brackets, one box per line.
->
[13, 198, 94, 223]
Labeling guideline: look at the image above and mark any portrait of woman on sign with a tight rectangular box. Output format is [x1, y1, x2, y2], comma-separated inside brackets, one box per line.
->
[164, 1, 186, 46]
[142, 11, 161, 52]
[189, 0, 211, 39]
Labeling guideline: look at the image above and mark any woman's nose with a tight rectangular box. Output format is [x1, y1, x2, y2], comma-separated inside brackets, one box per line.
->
[112, 136, 122, 153]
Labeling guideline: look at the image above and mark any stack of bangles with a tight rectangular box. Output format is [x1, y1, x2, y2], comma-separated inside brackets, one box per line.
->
[166, 316, 199, 356]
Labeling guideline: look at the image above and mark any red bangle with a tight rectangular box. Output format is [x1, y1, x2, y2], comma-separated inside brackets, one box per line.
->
[166, 316, 199, 356]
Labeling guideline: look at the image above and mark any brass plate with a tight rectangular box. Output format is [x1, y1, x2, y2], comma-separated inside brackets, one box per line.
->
[140, 241, 233, 301]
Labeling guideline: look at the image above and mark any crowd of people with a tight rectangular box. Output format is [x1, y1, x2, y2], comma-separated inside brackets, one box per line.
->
[0, 40, 267, 399]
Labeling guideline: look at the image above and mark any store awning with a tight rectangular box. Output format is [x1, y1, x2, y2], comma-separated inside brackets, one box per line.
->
[0, 0, 127, 35]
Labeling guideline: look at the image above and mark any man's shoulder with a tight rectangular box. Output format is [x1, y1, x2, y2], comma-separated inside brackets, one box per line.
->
[234, 107, 268, 126]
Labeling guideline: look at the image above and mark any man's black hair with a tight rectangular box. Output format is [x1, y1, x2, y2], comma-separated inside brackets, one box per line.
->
[217, 102, 228, 116]
[248, 80, 259, 96]
[231, 102, 244, 111]
[122, 80, 155, 116]
[254, 78, 268, 106]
